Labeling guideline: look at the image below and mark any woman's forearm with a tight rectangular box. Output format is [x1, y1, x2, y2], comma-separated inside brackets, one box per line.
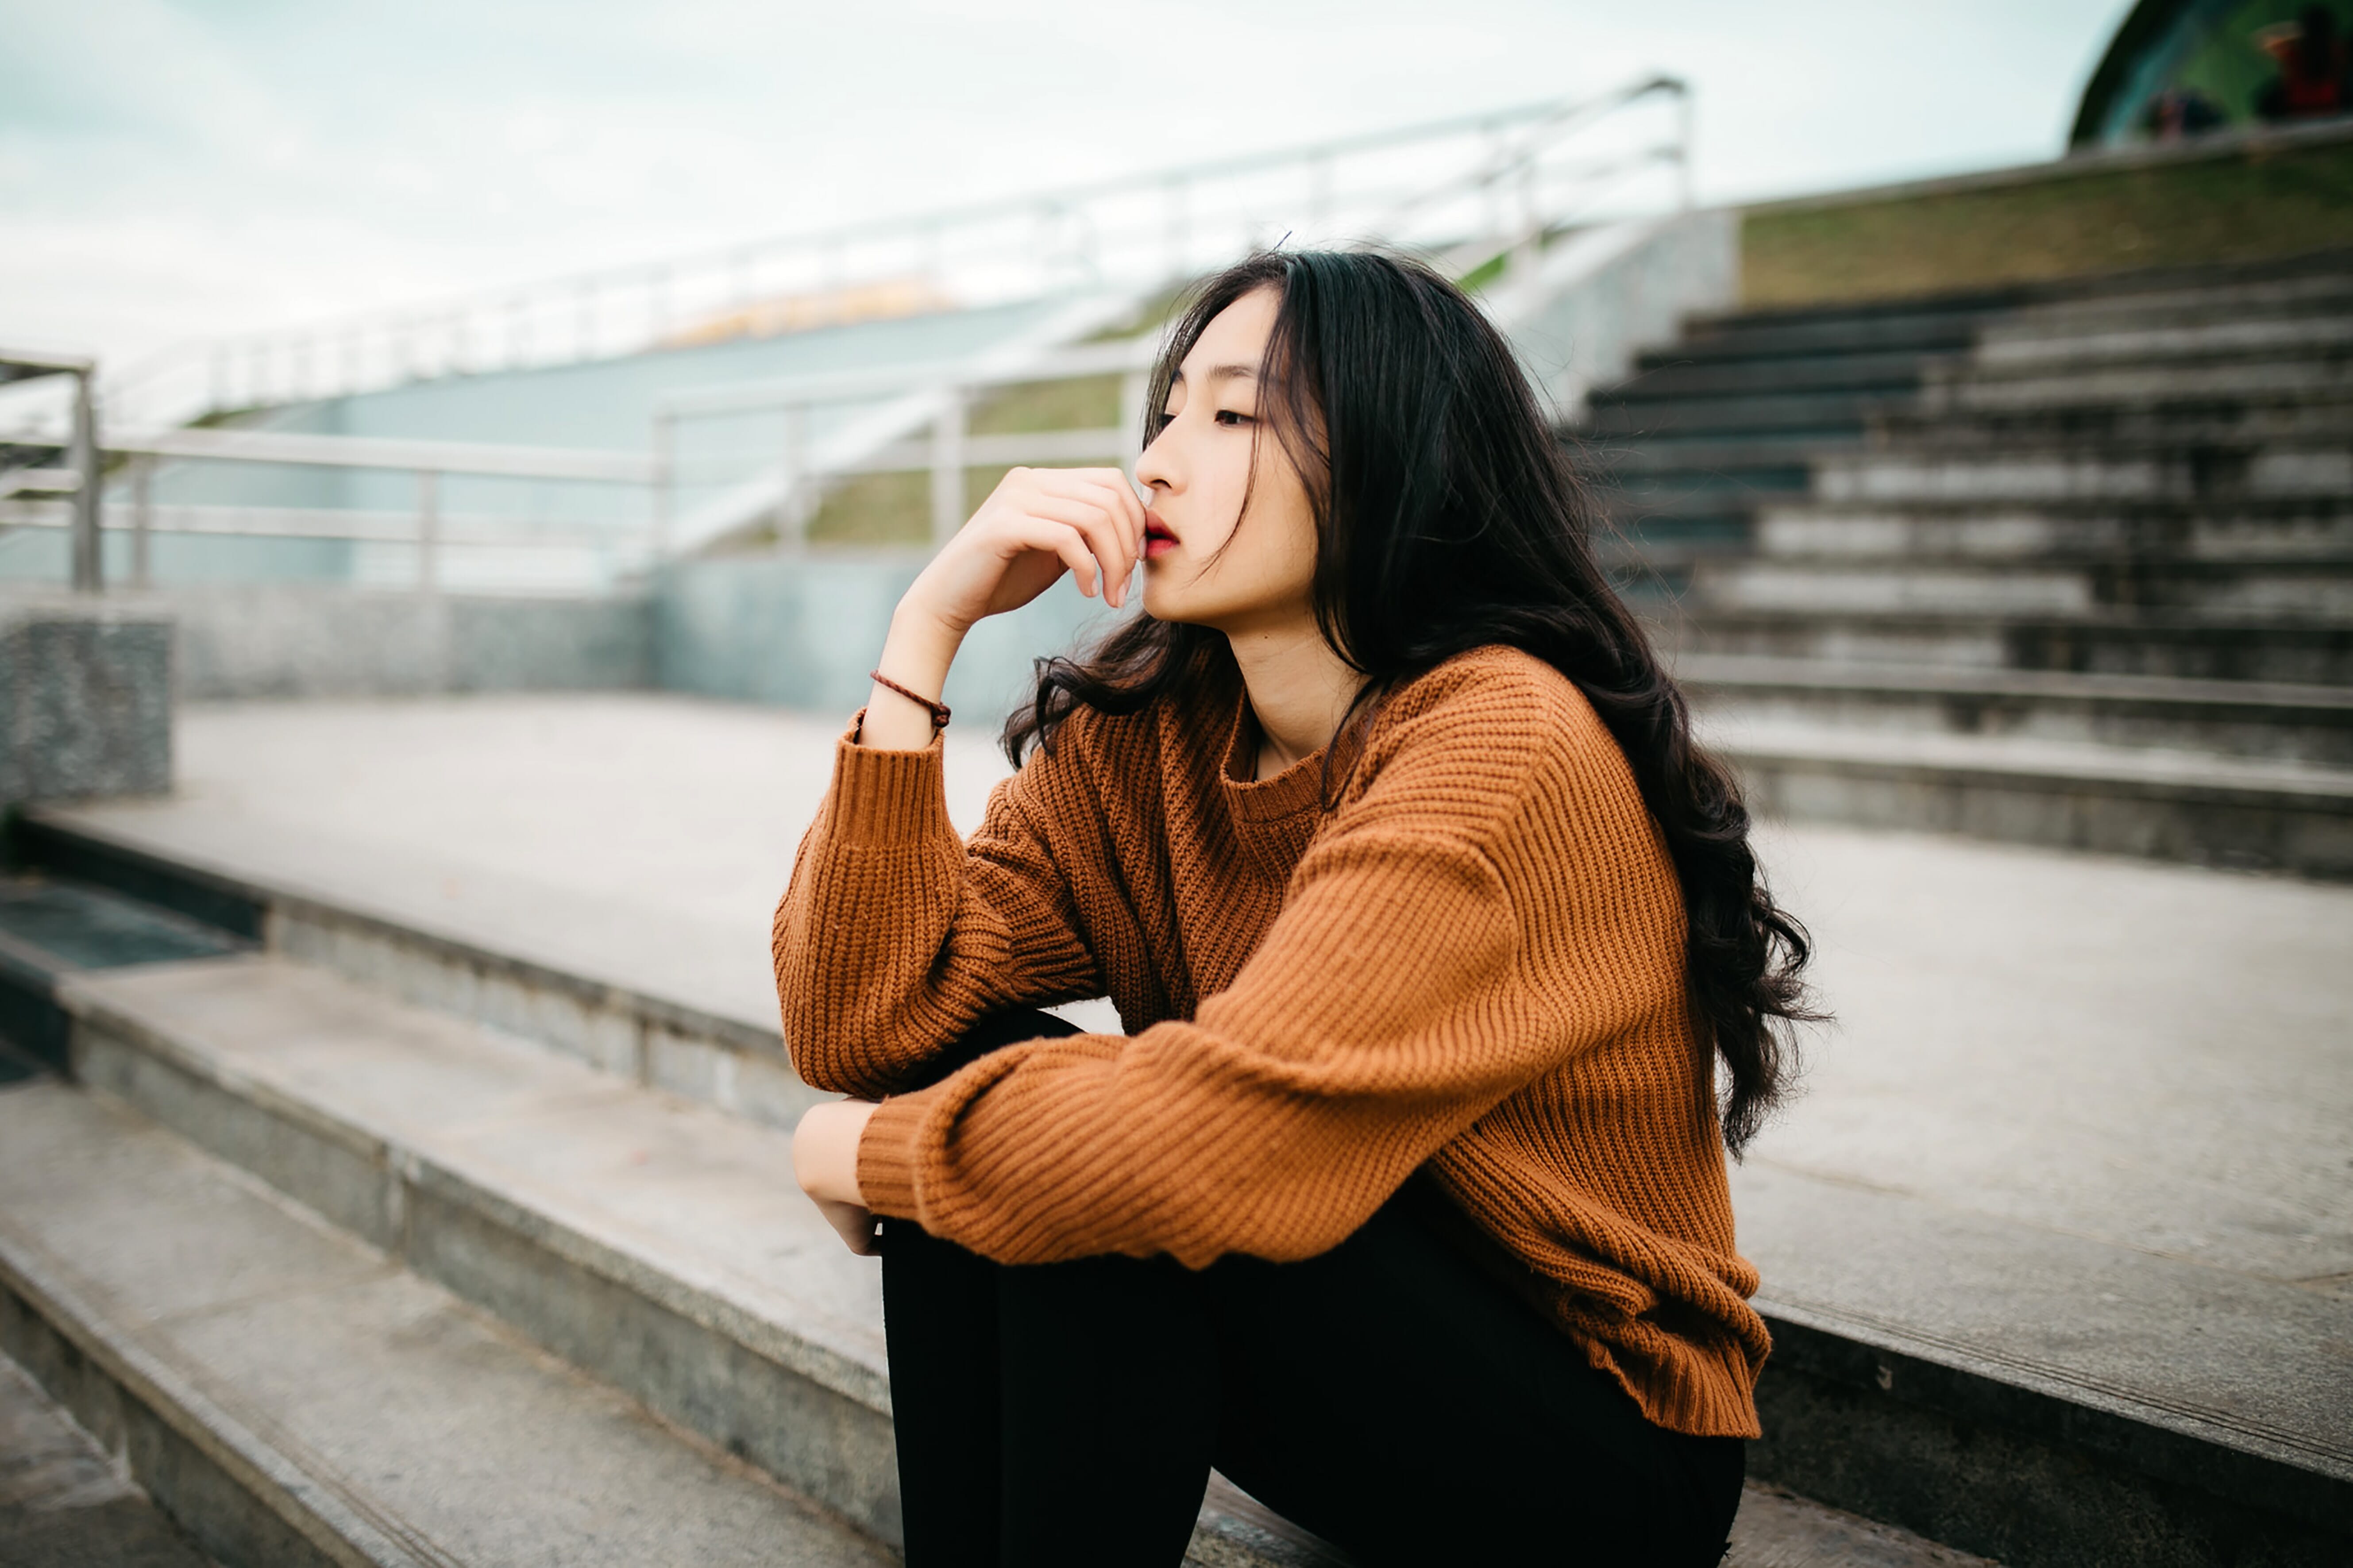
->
[859, 605, 966, 751]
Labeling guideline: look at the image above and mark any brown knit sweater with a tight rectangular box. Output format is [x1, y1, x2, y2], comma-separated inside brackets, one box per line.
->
[773, 644, 1769, 1438]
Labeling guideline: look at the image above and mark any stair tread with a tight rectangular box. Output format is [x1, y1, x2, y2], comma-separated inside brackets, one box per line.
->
[1715, 548, 2353, 569]
[1734, 1159, 2353, 1483]
[1762, 494, 2353, 517]
[59, 954, 891, 1404]
[1700, 716, 2353, 798]
[1672, 605, 2353, 632]
[0, 1078, 893, 1568]
[1676, 654, 2353, 712]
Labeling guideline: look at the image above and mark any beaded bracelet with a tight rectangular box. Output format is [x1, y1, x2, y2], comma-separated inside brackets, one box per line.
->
[869, 669, 952, 731]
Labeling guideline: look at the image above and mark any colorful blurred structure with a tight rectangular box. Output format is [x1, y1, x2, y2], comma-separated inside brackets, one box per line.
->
[2074, 0, 2353, 146]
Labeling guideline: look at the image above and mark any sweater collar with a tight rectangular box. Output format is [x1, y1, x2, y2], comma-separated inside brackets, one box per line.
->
[1216, 686, 1331, 824]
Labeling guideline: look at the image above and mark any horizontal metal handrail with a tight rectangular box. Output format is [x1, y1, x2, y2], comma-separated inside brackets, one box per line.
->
[104, 76, 1692, 428]
[652, 335, 1159, 421]
[102, 426, 660, 484]
[0, 500, 635, 549]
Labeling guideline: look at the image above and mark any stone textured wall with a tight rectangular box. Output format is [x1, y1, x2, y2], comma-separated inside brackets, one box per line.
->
[0, 604, 172, 801]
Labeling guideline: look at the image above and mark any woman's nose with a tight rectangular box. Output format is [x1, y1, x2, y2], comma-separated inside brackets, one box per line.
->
[1136, 431, 1178, 492]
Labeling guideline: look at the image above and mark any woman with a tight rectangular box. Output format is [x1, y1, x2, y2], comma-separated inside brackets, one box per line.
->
[776, 250, 1815, 1567]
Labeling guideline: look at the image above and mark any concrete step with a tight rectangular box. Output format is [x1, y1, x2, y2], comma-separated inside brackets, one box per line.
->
[1987, 270, 2353, 336]
[1663, 608, 2353, 686]
[1679, 655, 2353, 765]
[1875, 389, 2353, 448]
[1602, 349, 1943, 402]
[0, 1074, 897, 1568]
[1598, 518, 1758, 567]
[1973, 312, 2353, 373]
[1754, 497, 2353, 561]
[1665, 297, 2017, 366]
[1693, 552, 2353, 618]
[1585, 390, 1903, 440]
[0, 935, 1983, 1568]
[1704, 718, 2353, 879]
[1572, 435, 1818, 481]
[1813, 445, 2353, 505]
[8, 818, 2351, 1562]
[0, 846, 1953, 1567]
[1931, 350, 2353, 412]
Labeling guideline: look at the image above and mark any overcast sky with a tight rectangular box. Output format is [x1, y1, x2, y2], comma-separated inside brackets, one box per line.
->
[3, 0, 2136, 370]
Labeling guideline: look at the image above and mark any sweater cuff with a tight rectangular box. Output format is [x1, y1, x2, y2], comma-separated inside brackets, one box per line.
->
[828, 713, 955, 846]
[856, 1086, 940, 1221]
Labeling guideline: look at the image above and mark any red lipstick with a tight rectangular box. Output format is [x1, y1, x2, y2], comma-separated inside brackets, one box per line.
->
[1144, 513, 1177, 560]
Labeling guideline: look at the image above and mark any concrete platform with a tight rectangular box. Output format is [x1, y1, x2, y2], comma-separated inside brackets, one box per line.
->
[25, 693, 2353, 1563]
[8, 944, 1974, 1567]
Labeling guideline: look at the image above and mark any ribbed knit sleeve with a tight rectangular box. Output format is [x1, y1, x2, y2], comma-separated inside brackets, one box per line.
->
[852, 664, 1674, 1270]
[772, 719, 1106, 1099]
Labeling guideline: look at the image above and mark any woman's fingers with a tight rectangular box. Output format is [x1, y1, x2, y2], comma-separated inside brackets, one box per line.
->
[1018, 496, 1135, 605]
[1009, 517, 1101, 598]
[953, 467, 1150, 611]
[815, 1197, 878, 1256]
[1051, 469, 1148, 556]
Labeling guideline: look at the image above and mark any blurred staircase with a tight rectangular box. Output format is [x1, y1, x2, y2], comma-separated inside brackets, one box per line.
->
[1578, 250, 2353, 878]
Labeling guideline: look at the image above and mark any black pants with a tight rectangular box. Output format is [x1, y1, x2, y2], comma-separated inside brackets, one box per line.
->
[878, 1011, 1745, 1567]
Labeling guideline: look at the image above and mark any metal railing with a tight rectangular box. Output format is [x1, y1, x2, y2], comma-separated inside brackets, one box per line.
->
[0, 424, 662, 596]
[651, 335, 1159, 551]
[0, 378, 1170, 592]
[0, 350, 102, 590]
[102, 77, 1690, 430]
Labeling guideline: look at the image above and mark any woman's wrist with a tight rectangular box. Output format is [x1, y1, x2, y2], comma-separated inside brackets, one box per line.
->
[859, 606, 965, 750]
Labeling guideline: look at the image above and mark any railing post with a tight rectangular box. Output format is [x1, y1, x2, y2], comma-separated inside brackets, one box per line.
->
[416, 469, 440, 596]
[780, 403, 810, 543]
[68, 368, 102, 593]
[131, 456, 154, 590]
[651, 412, 675, 560]
[577, 281, 598, 362]
[1676, 82, 1695, 212]
[1511, 153, 1543, 282]
[1119, 369, 1150, 479]
[930, 388, 967, 546]
[1163, 177, 1189, 283]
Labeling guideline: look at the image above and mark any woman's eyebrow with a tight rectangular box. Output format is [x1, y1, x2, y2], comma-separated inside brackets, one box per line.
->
[1170, 363, 1259, 385]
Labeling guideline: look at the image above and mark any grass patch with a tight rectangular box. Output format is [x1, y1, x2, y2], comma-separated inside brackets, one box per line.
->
[1743, 134, 2353, 308]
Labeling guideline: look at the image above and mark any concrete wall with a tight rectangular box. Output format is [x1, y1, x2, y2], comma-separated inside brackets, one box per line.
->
[654, 551, 1122, 723]
[154, 587, 652, 700]
[0, 600, 171, 801]
[12, 564, 1107, 717]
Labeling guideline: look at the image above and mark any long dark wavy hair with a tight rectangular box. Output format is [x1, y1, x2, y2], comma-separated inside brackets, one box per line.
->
[1003, 249, 1816, 1152]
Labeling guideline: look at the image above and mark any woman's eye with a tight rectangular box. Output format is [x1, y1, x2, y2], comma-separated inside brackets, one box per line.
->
[1214, 408, 1254, 427]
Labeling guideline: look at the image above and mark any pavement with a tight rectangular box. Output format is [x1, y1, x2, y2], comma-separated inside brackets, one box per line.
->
[39, 693, 2353, 1475]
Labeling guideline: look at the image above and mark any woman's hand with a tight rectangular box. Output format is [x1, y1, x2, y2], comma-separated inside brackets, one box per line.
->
[860, 466, 1147, 751]
[911, 465, 1148, 632]
[794, 1099, 882, 1255]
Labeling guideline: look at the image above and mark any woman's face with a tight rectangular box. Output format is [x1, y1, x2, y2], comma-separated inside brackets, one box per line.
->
[1134, 287, 1320, 635]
